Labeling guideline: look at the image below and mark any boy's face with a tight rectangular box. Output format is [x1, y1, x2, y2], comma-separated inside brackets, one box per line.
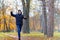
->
[18, 10, 21, 14]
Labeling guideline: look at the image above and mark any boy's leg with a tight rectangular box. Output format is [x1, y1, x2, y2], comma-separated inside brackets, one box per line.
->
[17, 25, 22, 40]
[18, 30, 20, 40]
[17, 25, 21, 40]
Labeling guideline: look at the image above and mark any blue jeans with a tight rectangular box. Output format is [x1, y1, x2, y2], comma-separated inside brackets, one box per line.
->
[17, 25, 22, 40]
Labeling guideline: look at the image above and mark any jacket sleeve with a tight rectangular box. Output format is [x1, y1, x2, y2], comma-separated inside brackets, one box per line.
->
[11, 11, 16, 17]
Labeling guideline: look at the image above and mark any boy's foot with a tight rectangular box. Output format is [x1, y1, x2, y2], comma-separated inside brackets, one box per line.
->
[18, 38, 21, 40]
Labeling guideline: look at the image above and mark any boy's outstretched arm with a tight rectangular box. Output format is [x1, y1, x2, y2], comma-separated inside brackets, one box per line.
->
[10, 11, 16, 17]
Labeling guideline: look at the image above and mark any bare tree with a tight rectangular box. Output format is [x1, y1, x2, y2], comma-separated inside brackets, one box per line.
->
[47, 0, 54, 37]
[41, 0, 47, 35]
[0, 13, 1, 30]
[22, 0, 30, 33]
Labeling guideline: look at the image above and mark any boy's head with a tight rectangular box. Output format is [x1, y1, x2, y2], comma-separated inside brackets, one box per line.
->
[18, 10, 22, 14]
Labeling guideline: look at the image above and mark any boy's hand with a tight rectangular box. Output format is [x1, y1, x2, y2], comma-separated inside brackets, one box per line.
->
[24, 16, 27, 19]
[10, 11, 13, 14]
[24, 16, 26, 18]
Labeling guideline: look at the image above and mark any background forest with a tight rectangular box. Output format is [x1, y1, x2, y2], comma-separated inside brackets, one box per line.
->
[0, 0, 60, 40]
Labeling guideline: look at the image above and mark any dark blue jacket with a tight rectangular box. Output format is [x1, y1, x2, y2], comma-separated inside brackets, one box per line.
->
[11, 12, 25, 25]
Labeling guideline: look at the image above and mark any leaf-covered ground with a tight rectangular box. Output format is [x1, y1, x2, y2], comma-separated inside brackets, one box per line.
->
[0, 32, 60, 40]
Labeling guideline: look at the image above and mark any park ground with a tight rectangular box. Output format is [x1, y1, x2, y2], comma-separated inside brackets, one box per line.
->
[0, 32, 60, 40]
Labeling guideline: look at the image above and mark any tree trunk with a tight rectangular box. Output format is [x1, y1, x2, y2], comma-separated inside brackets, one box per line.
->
[2, 0, 7, 32]
[41, 0, 47, 35]
[22, 0, 30, 33]
[7, 16, 11, 32]
[0, 15, 1, 30]
[47, 0, 54, 37]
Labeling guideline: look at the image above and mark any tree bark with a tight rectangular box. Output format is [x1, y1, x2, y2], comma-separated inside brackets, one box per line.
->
[47, 0, 54, 37]
[22, 0, 30, 33]
[41, 0, 47, 35]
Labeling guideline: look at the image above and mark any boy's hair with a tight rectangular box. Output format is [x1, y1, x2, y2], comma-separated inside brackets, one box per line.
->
[18, 10, 21, 12]
[18, 10, 22, 14]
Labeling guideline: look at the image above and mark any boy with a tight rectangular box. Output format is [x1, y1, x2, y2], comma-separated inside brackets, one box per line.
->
[10, 10, 27, 40]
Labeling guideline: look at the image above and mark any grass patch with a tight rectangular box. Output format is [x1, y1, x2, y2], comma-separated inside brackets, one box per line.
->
[4, 32, 44, 37]
[54, 32, 60, 37]
[21, 32, 44, 36]
[0, 32, 7, 37]
[3, 32, 60, 37]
